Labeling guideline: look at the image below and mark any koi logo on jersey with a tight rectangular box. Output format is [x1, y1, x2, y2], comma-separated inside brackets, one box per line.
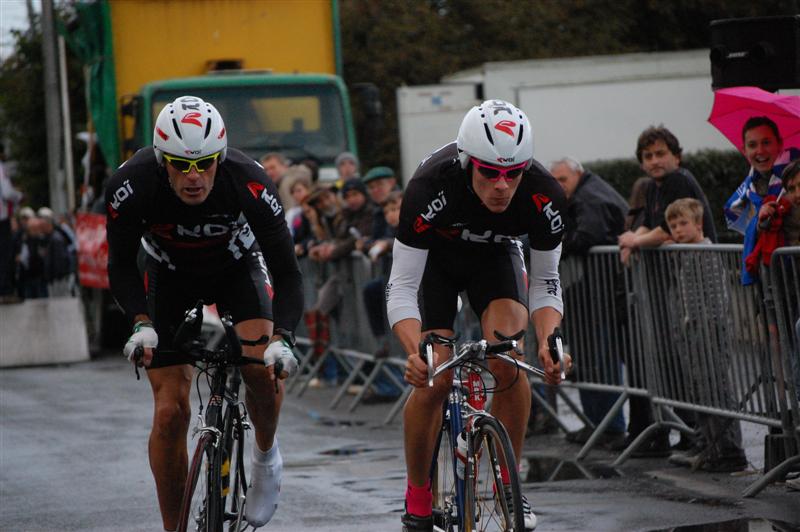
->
[531, 193, 564, 234]
[107, 179, 134, 219]
[420, 190, 447, 222]
[246, 182, 283, 217]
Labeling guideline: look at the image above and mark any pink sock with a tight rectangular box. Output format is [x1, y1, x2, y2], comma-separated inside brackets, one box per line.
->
[405, 479, 432, 517]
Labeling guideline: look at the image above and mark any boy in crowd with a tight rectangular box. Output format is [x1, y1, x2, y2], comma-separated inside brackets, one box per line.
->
[360, 190, 405, 401]
[664, 198, 748, 473]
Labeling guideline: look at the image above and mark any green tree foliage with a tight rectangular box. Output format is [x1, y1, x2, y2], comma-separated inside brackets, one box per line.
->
[0, 13, 87, 209]
[341, 0, 798, 171]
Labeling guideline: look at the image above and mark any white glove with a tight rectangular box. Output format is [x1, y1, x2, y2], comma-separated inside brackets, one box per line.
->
[123, 321, 158, 362]
[263, 339, 298, 378]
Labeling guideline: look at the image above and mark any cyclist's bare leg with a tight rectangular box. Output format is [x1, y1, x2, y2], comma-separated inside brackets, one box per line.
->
[147, 364, 194, 531]
[482, 298, 530, 460]
[236, 318, 280, 453]
[403, 329, 454, 487]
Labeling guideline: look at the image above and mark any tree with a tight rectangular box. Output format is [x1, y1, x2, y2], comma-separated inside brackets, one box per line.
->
[0, 12, 87, 209]
[340, 0, 799, 172]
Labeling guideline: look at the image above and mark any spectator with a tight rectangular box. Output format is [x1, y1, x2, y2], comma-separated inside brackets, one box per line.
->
[616, 125, 717, 457]
[286, 174, 312, 242]
[260, 152, 296, 209]
[362, 190, 403, 349]
[302, 180, 376, 387]
[37, 207, 74, 297]
[359, 190, 405, 403]
[757, 160, 800, 403]
[663, 198, 747, 472]
[19, 216, 49, 299]
[618, 125, 717, 266]
[361, 166, 400, 250]
[0, 142, 23, 303]
[334, 151, 359, 189]
[724, 116, 799, 285]
[298, 157, 321, 183]
[625, 176, 653, 232]
[550, 157, 627, 449]
[11, 207, 34, 300]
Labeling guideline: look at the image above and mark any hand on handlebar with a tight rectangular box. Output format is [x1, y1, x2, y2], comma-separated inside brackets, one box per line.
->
[263, 339, 297, 382]
[405, 350, 430, 388]
[124, 322, 158, 368]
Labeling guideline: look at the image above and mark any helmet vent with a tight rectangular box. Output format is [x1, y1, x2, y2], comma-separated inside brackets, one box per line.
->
[171, 119, 183, 140]
[483, 123, 494, 145]
[204, 118, 211, 139]
[517, 124, 524, 145]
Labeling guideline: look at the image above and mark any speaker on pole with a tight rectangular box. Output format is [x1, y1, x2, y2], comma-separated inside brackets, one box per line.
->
[710, 15, 800, 92]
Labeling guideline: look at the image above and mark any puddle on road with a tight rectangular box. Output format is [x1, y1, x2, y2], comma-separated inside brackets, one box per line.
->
[320, 445, 377, 456]
[521, 454, 622, 482]
[649, 518, 797, 531]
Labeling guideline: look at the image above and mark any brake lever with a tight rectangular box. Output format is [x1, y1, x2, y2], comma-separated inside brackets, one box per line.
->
[547, 328, 566, 381]
[425, 344, 434, 388]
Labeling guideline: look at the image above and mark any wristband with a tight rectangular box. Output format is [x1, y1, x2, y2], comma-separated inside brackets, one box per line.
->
[133, 320, 154, 333]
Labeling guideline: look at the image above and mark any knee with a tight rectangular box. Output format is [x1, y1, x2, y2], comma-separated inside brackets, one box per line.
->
[152, 400, 191, 440]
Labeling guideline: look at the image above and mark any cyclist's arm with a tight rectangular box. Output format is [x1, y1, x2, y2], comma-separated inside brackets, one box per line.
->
[237, 168, 304, 335]
[386, 239, 427, 345]
[105, 171, 149, 325]
[528, 244, 565, 384]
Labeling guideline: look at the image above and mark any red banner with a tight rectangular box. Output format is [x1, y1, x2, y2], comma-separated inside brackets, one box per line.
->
[76, 213, 109, 289]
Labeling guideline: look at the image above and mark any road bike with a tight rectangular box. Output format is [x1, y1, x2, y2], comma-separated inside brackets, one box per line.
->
[136, 300, 277, 532]
[422, 329, 565, 532]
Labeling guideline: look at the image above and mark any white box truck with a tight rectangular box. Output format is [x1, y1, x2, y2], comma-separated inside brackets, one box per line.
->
[396, 49, 799, 184]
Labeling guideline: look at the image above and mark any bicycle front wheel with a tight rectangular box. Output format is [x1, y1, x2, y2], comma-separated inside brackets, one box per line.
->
[178, 432, 223, 532]
[431, 423, 459, 531]
[465, 416, 525, 532]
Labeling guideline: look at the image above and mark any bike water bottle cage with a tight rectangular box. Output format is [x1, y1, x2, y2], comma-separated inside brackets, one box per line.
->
[163, 152, 220, 173]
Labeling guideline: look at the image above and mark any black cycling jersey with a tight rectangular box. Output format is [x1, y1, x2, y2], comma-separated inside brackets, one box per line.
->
[105, 147, 303, 334]
[396, 142, 566, 251]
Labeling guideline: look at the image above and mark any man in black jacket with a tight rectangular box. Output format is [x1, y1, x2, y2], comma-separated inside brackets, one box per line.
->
[550, 157, 628, 449]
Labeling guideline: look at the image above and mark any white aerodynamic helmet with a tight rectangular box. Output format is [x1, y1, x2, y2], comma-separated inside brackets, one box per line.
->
[456, 99, 533, 169]
[153, 95, 227, 163]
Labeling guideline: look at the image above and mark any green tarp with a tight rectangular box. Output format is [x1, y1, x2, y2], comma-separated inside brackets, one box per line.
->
[59, 0, 119, 169]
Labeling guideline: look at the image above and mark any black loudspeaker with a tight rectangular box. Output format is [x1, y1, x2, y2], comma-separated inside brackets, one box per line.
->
[710, 15, 800, 91]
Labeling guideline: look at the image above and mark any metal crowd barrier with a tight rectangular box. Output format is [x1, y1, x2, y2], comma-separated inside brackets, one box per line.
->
[285, 243, 799, 496]
[554, 246, 651, 462]
[287, 254, 409, 417]
[556, 244, 798, 496]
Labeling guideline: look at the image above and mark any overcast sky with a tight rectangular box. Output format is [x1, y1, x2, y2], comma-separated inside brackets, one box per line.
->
[1, 0, 40, 61]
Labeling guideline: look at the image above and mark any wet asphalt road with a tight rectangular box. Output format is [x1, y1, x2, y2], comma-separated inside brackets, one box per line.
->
[1, 355, 799, 531]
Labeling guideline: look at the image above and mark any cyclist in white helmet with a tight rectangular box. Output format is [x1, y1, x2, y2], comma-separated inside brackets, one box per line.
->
[106, 95, 302, 530]
[388, 99, 571, 531]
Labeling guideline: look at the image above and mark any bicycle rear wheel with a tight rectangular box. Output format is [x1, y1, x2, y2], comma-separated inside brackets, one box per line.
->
[178, 432, 223, 532]
[465, 416, 525, 531]
[431, 423, 459, 531]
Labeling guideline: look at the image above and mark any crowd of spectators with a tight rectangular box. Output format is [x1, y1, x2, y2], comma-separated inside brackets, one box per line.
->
[0, 144, 77, 304]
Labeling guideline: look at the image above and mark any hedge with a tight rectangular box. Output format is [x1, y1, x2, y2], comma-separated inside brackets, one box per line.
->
[585, 149, 750, 243]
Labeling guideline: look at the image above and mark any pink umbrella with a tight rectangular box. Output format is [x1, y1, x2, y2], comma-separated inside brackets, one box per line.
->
[708, 86, 800, 154]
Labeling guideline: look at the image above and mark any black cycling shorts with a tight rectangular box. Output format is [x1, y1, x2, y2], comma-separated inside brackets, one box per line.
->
[141, 249, 274, 368]
[419, 241, 528, 331]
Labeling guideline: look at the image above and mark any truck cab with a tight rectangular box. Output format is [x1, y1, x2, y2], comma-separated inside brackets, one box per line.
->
[125, 72, 357, 181]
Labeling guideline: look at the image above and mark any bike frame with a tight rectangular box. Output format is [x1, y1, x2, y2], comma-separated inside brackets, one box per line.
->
[431, 352, 491, 531]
